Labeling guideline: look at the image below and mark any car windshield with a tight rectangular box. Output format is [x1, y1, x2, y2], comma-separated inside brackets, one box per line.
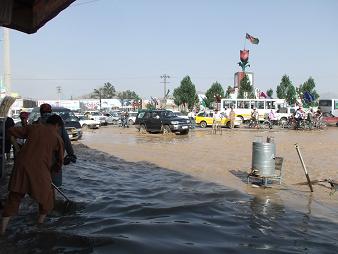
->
[162, 111, 175, 118]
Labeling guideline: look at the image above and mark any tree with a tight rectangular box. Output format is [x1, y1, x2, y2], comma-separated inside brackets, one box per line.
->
[238, 74, 255, 99]
[102, 82, 116, 98]
[91, 88, 104, 109]
[276, 75, 292, 99]
[286, 84, 297, 105]
[91, 82, 116, 99]
[298, 77, 319, 107]
[172, 76, 198, 110]
[117, 90, 141, 107]
[267, 88, 273, 98]
[205, 82, 225, 108]
[225, 85, 233, 99]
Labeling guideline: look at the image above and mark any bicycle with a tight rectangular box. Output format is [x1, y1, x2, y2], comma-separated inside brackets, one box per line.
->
[248, 118, 260, 129]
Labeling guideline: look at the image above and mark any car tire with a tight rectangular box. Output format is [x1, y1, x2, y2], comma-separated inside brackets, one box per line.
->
[226, 121, 230, 128]
[82, 124, 88, 130]
[139, 124, 147, 134]
[200, 121, 207, 128]
[162, 125, 171, 134]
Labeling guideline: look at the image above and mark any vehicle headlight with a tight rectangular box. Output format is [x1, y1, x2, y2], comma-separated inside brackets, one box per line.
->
[186, 120, 190, 123]
[171, 121, 179, 125]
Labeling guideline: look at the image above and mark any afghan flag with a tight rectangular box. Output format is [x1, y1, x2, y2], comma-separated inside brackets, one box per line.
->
[246, 33, 259, 44]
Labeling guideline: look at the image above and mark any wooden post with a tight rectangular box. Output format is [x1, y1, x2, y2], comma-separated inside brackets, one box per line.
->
[295, 144, 313, 192]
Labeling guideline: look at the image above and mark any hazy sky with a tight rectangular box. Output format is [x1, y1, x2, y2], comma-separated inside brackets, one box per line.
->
[1, 0, 338, 100]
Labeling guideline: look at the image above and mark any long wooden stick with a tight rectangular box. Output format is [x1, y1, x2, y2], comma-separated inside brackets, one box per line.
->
[51, 182, 71, 202]
[295, 144, 313, 192]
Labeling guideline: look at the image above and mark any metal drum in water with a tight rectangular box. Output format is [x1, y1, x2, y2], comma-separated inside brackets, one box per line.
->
[252, 142, 276, 176]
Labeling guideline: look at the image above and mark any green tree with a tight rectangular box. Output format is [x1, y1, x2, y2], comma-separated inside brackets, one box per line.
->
[91, 82, 116, 99]
[298, 77, 319, 107]
[267, 88, 273, 98]
[238, 74, 255, 99]
[117, 90, 140, 100]
[91, 88, 104, 109]
[173, 76, 198, 110]
[225, 85, 233, 99]
[276, 75, 297, 105]
[102, 82, 116, 98]
[117, 90, 141, 107]
[173, 87, 182, 107]
[286, 84, 297, 105]
[276, 75, 291, 99]
[205, 82, 225, 108]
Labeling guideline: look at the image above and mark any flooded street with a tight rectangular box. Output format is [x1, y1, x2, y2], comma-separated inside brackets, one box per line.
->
[1, 126, 338, 253]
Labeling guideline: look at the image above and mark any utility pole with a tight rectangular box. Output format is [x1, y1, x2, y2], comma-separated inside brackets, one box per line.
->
[56, 86, 62, 106]
[160, 74, 170, 99]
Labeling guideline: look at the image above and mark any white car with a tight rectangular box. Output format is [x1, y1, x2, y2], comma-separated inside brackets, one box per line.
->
[127, 111, 138, 125]
[78, 115, 100, 129]
[84, 111, 107, 126]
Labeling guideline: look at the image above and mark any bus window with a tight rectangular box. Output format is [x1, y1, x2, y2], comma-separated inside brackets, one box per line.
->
[266, 101, 275, 109]
[243, 100, 250, 109]
[222, 100, 232, 109]
[257, 101, 264, 109]
[319, 100, 331, 107]
[335, 100, 338, 109]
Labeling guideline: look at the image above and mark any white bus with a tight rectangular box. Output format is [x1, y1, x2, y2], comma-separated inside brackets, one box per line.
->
[220, 98, 287, 121]
[318, 99, 338, 116]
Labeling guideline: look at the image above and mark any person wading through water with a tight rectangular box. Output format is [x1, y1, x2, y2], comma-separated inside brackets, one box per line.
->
[35, 104, 77, 187]
[1, 114, 64, 235]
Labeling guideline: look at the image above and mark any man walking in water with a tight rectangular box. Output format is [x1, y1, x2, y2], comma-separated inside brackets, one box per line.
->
[1, 114, 64, 235]
[36, 104, 76, 186]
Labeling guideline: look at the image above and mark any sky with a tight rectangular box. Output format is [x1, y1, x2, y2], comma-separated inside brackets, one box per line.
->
[1, 0, 338, 100]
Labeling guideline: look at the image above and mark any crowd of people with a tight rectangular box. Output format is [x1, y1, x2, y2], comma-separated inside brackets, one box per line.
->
[1, 104, 77, 235]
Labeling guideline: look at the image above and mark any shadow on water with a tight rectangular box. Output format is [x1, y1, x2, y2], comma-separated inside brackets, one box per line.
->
[1, 143, 338, 254]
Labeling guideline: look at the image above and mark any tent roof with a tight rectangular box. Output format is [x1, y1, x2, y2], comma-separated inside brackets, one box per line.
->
[0, 0, 75, 34]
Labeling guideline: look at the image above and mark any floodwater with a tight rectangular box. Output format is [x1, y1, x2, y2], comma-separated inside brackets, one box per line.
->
[1, 127, 338, 253]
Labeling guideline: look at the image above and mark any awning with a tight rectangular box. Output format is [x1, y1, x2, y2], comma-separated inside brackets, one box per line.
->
[0, 0, 75, 34]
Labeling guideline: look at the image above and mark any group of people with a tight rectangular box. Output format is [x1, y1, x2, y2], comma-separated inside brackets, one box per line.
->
[213, 107, 236, 128]
[1, 103, 76, 235]
[293, 106, 322, 129]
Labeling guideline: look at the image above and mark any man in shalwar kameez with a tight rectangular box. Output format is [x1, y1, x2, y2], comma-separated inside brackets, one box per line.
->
[1, 114, 64, 235]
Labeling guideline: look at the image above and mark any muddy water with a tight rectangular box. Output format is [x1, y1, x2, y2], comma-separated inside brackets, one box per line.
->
[0, 127, 338, 253]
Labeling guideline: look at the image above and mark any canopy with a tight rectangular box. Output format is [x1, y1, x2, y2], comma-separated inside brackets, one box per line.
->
[0, 0, 75, 34]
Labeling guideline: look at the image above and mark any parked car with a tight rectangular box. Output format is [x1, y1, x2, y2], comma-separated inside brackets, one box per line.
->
[28, 107, 82, 140]
[195, 111, 241, 128]
[127, 111, 138, 125]
[84, 111, 107, 126]
[77, 115, 100, 129]
[322, 112, 338, 126]
[135, 109, 190, 134]
[109, 111, 121, 125]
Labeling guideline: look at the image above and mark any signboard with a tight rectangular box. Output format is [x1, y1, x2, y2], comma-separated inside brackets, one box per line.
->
[38, 100, 80, 111]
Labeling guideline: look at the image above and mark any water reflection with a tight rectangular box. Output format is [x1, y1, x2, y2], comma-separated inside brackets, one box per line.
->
[249, 194, 285, 234]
